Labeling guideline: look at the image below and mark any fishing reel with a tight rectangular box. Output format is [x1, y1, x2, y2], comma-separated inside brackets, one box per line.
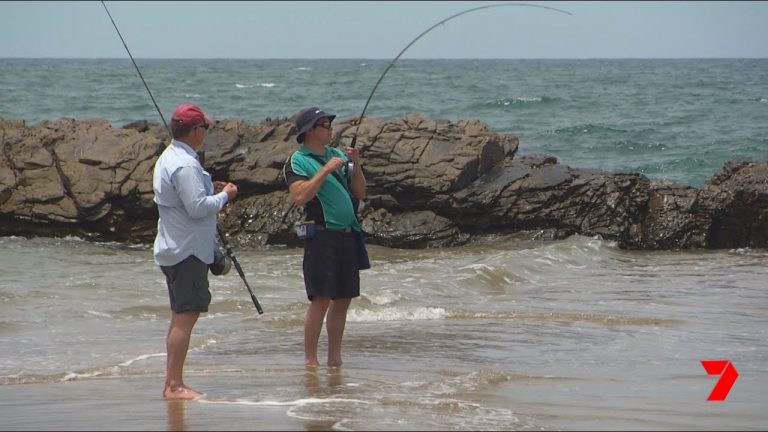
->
[343, 160, 355, 177]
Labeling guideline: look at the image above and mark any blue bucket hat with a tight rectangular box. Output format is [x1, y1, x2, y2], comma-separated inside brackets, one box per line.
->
[295, 107, 336, 143]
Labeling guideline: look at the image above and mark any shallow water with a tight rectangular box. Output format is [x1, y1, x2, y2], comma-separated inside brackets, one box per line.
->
[1, 235, 766, 430]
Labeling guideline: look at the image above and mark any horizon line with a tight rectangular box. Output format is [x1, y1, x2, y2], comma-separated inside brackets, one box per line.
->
[2, 56, 767, 61]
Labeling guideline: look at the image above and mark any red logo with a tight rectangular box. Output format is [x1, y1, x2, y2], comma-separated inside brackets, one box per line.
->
[701, 360, 739, 401]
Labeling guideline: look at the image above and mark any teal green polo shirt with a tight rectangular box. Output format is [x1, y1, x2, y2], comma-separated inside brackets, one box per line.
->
[283, 145, 361, 231]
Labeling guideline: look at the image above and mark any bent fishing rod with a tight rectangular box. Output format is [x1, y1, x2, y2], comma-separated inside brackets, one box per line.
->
[100, 1, 263, 314]
[349, 2, 572, 148]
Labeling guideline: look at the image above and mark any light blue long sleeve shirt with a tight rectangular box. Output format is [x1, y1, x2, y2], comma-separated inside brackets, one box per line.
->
[152, 139, 228, 266]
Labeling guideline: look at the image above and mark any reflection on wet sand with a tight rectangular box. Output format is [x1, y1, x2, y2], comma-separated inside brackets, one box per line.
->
[304, 367, 343, 394]
[301, 367, 346, 431]
[166, 400, 186, 431]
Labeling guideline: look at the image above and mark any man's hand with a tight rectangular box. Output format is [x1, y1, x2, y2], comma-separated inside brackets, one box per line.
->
[215, 181, 238, 202]
[346, 146, 361, 165]
[223, 182, 238, 201]
[324, 157, 346, 173]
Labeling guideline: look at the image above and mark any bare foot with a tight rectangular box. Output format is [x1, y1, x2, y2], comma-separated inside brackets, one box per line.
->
[163, 385, 202, 400]
[327, 359, 343, 368]
[305, 360, 320, 368]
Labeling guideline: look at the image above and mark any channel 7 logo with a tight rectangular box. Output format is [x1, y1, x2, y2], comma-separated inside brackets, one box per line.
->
[701, 360, 739, 401]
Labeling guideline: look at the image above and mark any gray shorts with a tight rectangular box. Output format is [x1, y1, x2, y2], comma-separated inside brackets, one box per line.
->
[161, 255, 211, 313]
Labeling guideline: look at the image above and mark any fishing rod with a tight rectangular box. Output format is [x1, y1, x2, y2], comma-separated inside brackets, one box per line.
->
[349, 2, 572, 149]
[100, 1, 263, 314]
[217, 225, 263, 314]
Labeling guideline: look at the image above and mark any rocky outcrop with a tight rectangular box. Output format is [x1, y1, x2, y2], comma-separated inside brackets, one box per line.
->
[0, 117, 164, 241]
[1, 114, 766, 250]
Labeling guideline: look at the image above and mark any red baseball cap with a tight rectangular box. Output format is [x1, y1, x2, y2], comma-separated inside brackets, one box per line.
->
[170, 103, 214, 130]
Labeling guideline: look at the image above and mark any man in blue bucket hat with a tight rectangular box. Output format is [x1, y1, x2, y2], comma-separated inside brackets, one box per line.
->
[283, 106, 368, 368]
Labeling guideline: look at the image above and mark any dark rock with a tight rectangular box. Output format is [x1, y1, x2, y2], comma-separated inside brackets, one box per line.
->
[1, 115, 766, 250]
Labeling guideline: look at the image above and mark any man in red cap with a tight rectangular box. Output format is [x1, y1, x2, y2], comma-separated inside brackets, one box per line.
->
[153, 103, 238, 399]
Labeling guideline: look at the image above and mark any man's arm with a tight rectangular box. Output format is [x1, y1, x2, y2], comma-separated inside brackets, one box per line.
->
[174, 166, 228, 218]
[288, 157, 345, 206]
[346, 147, 366, 201]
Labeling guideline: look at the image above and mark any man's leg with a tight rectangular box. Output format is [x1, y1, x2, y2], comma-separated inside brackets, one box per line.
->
[164, 310, 200, 399]
[326, 298, 351, 367]
[304, 297, 331, 367]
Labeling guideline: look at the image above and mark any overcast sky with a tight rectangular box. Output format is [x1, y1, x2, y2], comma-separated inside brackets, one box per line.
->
[1, 1, 767, 59]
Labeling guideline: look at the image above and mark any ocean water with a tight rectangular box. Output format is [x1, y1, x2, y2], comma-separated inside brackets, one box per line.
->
[1, 58, 766, 186]
[0, 235, 767, 430]
[1, 59, 767, 430]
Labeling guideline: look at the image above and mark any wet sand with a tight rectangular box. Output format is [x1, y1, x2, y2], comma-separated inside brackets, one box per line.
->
[0, 373, 335, 431]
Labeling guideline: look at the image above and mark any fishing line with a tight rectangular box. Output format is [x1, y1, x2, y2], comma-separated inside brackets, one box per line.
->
[349, 2, 572, 148]
[100, 1, 263, 314]
[100, 1, 170, 137]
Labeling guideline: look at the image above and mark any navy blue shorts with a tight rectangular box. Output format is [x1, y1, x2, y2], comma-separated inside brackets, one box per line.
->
[161, 255, 211, 313]
[303, 229, 360, 301]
